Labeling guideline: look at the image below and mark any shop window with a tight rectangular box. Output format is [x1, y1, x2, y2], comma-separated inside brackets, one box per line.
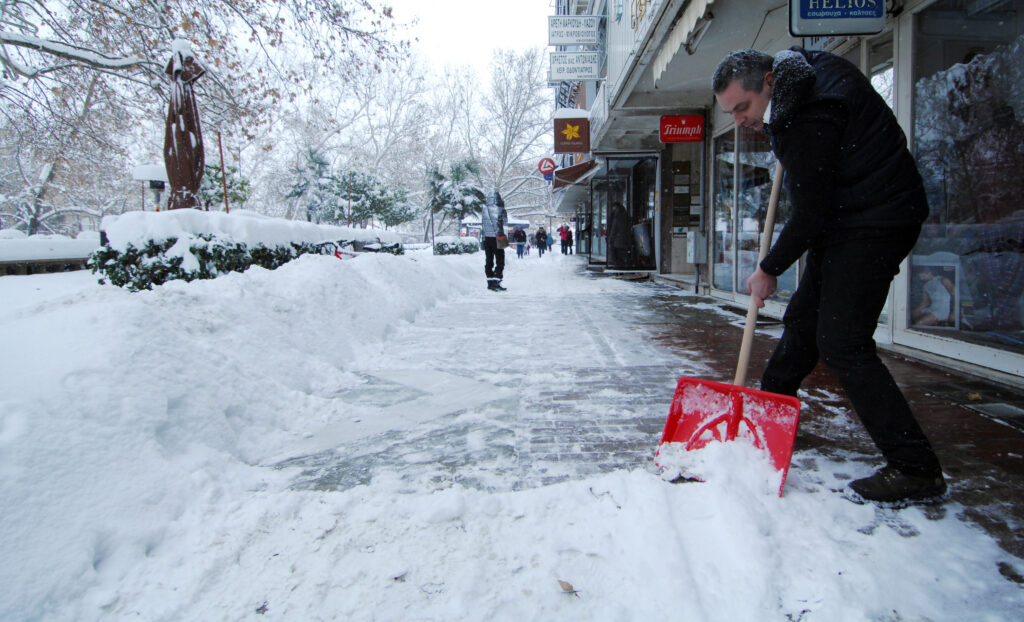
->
[711, 128, 796, 298]
[712, 132, 736, 291]
[736, 127, 796, 299]
[911, 0, 1024, 354]
[591, 182, 607, 260]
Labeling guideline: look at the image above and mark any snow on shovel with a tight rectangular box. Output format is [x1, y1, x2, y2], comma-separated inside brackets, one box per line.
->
[657, 162, 800, 496]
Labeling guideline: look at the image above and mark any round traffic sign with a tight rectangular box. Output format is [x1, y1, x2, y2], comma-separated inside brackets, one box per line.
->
[538, 158, 556, 175]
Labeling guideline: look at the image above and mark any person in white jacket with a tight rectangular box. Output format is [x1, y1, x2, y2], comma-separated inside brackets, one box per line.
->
[480, 191, 508, 291]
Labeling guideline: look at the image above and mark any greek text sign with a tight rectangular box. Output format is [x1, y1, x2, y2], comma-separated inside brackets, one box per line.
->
[789, 0, 885, 37]
[550, 52, 601, 81]
[548, 16, 601, 46]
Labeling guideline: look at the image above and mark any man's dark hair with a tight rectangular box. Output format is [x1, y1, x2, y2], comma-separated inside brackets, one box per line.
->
[712, 49, 773, 94]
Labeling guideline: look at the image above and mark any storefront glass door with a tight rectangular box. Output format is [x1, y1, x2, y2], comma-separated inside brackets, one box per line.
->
[591, 156, 658, 269]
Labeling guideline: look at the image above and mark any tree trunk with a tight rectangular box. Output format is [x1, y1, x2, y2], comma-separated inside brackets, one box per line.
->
[26, 76, 100, 234]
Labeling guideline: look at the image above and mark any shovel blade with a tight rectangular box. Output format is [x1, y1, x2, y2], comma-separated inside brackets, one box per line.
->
[658, 377, 801, 495]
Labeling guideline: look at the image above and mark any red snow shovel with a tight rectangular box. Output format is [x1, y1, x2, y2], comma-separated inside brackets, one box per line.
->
[658, 162, 801, 496]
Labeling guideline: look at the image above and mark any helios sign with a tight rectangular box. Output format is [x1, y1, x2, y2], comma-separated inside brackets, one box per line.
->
[789, 0, 885, 36]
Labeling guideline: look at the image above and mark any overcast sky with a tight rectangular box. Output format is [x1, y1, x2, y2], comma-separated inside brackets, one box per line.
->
[386, 0, 552, 81]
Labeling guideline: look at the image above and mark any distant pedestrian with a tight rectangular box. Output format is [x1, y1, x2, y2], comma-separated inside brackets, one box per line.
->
[559, 224, 570, 254]
[480, 191, 508, 291]
[535, 226, 548, 258]
[566, 228, 573, 254]
[512, 227, 527, 258]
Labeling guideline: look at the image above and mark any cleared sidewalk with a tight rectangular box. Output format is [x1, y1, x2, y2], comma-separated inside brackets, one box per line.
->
[280, 254, 1024, 566]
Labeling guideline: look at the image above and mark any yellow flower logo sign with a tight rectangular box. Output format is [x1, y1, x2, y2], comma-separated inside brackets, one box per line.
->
[561, 123, 580, 141]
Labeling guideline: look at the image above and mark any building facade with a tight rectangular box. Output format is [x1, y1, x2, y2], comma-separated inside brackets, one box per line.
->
[550, 0, 1024, 384]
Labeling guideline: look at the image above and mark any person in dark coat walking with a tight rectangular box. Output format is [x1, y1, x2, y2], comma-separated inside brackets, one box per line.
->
[480, 191, 508, 291]
[535, 226, 548, 258]
[713, 48, 945, 504]
[512, 227, 527, 258]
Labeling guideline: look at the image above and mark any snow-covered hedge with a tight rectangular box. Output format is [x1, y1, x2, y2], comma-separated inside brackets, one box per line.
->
[90, 209, 403, 291]
[433, 236, 480, 255]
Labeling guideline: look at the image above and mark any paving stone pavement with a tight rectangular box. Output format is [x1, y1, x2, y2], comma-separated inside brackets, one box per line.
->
[279, 265, 704, 493]
[277, 259, 1024, 563]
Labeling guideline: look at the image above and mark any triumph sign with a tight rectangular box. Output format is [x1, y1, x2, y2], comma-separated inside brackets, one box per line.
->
[660, 115, 704, 143]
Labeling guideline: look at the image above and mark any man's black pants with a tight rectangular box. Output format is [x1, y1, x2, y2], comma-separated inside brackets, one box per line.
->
[482, 236, 504, 280]
[761, 226, 942, 477]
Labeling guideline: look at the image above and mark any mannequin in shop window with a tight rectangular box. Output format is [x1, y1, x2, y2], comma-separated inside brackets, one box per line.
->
[607, 202, 632, 268]
[912, 268, 956, 327]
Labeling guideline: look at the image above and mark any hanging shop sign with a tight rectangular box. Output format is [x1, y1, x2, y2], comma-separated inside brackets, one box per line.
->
[554, 117, 591, 153]
[548, 15, 601, 46]
[550, 51, 602, 81]
[659, 115, 704, 142]
[789, 0, 885, 37]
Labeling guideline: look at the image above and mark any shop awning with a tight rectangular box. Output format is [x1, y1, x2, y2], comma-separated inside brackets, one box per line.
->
[552, 159, 599, 189]
[652, 0, 715, 85]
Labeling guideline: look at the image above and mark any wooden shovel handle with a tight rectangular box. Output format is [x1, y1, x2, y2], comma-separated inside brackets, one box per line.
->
[734, 161, 784, 386]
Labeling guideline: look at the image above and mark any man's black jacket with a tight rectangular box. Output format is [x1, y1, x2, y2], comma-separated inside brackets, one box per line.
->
[760, 48, 929, 276]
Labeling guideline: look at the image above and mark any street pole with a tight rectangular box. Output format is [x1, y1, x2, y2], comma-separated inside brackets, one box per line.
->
[217, 132, 230, 213]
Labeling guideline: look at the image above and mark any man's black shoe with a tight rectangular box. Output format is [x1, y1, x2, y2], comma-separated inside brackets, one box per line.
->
[487, 280, 506, 291]
[848, 466, 947, 503]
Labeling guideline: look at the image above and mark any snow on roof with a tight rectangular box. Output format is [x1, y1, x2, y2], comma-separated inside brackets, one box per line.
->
[171, 39, 192, 57]
[132, 165, 169, 182]
[552, 107, 589, 119]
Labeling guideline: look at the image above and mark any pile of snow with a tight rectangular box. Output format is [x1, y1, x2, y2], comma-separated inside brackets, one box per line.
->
[101, 208, 401, 252]
[0, 232, 100, 261]
[0, 252, 1021, 620]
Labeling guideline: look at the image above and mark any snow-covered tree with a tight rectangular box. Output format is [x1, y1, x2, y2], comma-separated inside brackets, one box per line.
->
[334, 169, 410, 228]
[283, 152, 413, 229]
[199, 164, 252, 212]
[476, 48, 552, 218]
[0, 0, 406, 232]
[427, 160, 486, 234]
[0, 73, 132, 234]
[0, 0, 404, 134]
[286, 149, 342, 224]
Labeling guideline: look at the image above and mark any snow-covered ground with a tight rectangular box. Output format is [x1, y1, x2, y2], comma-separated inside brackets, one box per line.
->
[1, 247, 1021, 621]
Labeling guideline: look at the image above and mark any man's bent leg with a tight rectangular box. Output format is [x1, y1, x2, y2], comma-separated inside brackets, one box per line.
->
[816, 229, 941, 477]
